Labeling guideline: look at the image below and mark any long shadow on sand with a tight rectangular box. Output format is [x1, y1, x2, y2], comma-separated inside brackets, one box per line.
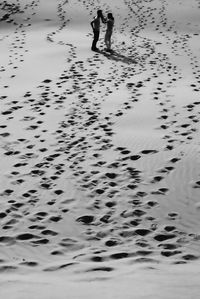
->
[98, 49, 137, 64]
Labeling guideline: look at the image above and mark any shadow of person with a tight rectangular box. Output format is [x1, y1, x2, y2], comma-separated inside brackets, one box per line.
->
[98, 49, 137, 64]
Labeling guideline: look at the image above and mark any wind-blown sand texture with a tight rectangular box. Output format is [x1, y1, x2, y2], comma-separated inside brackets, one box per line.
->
[0, 0, 200, 298]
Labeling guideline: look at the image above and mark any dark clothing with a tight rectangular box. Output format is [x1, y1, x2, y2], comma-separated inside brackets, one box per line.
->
[91, 15, 103, 50]
[104, 19, 114, 50]
[92, 30, 100, 50]
[92, 17, 101, 31]
[107, 19, 114, 31]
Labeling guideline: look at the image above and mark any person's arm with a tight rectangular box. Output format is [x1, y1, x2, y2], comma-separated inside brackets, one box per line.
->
[91, 19, 95, 30]
[101, 15, 106, 24]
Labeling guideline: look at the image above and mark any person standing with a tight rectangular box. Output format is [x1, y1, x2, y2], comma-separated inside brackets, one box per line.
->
[91, 10, 105, 51]
[104, 13, 114, 52]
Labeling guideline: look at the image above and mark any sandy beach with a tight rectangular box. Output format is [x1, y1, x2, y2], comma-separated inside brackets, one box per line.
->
[1, 0, 200, 298]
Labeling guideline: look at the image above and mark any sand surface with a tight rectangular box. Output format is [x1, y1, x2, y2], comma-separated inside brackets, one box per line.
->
[1, 0, 200, 298]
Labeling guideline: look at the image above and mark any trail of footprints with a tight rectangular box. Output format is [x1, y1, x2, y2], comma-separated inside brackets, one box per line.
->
[0, 0, 39, 84]
[0, 0, 200, 274]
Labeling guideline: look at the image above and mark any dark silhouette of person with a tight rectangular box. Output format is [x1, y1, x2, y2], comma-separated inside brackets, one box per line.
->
[90, 10, 105, 51]
[104, 13, 114, 51]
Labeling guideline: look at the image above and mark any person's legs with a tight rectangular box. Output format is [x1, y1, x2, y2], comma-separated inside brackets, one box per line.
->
[105, 31, 112, 50]
[92, 30, 100, 50]
[104, 31, 109, 49]
[108, 37, 111, 50]
[107, 37, 111, 50]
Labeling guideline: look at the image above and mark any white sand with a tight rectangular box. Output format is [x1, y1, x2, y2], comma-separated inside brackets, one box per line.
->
[1, 263, 200, 299]
[1, 0, 200, 297]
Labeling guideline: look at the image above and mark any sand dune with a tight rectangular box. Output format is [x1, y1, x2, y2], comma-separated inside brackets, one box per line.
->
[1, 0, 200, 298]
